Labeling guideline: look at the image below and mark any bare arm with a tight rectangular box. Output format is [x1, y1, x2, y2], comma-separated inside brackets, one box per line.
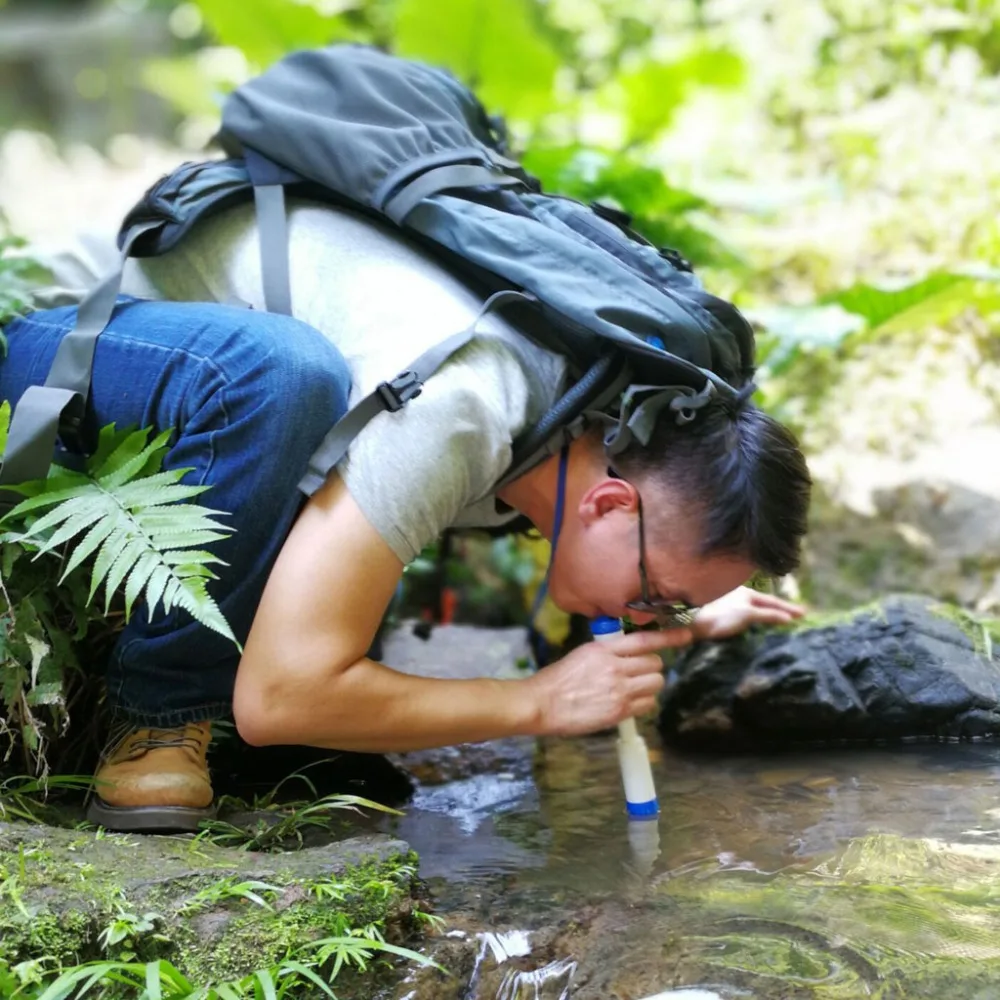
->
[233, 474, 687, 752]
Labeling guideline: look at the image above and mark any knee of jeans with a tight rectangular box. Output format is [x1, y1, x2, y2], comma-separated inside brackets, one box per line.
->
[244, 314, 352, 428]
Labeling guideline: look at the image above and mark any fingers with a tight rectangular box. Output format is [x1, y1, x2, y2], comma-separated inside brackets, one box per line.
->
[621, 652, 671, 677]
[627, 671, 665, 698]
[749, 591, 806, 616]
[612, 626, 694, 654]
[631, 696, 659, 718]
[750, 608, 799, 627]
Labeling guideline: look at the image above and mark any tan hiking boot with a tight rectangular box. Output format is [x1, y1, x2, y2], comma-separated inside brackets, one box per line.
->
[86, 722, 216, 832]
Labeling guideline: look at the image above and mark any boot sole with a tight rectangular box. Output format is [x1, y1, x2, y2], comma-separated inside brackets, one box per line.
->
[86, 797, 217, 833]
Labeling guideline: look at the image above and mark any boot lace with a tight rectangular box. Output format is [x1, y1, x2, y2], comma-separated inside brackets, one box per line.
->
[105, 724, 206, 759]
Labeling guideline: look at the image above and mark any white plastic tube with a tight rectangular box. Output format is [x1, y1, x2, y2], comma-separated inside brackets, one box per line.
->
[589, 617, 660, 818]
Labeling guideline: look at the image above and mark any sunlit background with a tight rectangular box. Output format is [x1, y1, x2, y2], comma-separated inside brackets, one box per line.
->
[2, 0, 999, 626]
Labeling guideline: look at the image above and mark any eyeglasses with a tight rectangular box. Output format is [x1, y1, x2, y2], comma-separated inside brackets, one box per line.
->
[608, 467, 697, 630]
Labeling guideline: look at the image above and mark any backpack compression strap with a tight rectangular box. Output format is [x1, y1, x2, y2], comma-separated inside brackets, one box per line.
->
[0, 218, 161, 507]
[246, 146, 526, 319]
[245, 150, 298, 316]
[298, 289, 535, 496]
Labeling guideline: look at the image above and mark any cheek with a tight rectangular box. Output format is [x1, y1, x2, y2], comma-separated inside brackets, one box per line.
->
[552, 535, 629, 602]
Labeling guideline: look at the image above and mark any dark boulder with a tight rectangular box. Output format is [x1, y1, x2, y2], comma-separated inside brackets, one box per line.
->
[658, 594, 1000, 748]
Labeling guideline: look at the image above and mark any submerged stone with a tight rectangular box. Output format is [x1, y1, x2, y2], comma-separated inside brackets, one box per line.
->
[659, 594, 1000, 748]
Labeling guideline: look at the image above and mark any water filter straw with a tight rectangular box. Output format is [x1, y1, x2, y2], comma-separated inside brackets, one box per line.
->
[589, 617, 660, 818]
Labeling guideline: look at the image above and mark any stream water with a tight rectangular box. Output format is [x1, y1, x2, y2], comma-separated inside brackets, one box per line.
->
[377, 728, 1000, 999]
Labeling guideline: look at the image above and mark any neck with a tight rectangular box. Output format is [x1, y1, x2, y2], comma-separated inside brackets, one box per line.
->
[496, 452, 562, 540]
[498, 438, 600, 540]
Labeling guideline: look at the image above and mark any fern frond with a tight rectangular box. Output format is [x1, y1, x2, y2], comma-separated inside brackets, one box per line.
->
[89, 525, 132, 604]
[58, 516, 118, 581]
[123, 551, 162, 620]
[94, 428, 173, 490]
[103, 537, 148, 613]
[6, 427, 236, 642]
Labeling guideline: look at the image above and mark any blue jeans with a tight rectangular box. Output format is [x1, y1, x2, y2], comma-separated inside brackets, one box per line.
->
[1, 299, 351, 726]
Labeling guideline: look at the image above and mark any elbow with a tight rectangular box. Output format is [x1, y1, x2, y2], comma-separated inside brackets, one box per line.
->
[233, 700, 279, 747]
[233, 676, 289, 747]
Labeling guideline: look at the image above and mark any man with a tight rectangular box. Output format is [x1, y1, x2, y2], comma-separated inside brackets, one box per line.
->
[10, 195, 810, 832]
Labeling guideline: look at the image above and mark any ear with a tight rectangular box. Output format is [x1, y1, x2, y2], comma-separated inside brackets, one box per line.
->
[578, 474, 639, 527]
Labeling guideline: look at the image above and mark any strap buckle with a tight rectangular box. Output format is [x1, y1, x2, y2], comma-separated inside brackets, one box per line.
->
[376, 371, 423, 413]
[58, 409, 89, 457]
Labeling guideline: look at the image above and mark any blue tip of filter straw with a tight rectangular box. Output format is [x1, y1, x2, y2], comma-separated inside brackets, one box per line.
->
[626, 798, 660, 818]
[590, 616, 621, 636]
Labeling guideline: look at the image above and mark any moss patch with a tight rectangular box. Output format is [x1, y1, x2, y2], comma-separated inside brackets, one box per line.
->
[782, 599, 889, 633]
[927, 602, 1000, 659]
[0, 821, 424, 983]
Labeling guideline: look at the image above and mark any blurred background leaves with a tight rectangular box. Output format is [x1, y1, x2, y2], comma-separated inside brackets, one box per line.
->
[2, 0, 1000, 633]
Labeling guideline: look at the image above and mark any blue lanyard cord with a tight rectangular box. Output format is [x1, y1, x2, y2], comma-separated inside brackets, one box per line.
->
[529, 445, 569, 627]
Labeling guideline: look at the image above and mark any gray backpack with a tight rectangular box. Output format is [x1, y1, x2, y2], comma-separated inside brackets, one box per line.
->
[0, 44, 755, 503]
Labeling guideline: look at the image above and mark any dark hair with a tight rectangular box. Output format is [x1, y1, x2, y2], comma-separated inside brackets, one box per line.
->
[612, 399, 812, 577]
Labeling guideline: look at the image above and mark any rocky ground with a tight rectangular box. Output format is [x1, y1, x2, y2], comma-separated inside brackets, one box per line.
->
[0, 819, 424, 985]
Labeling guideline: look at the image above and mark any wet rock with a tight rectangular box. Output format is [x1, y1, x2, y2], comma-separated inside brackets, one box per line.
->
[0, 820, 420, 982]
[659, 594, 1000, 748]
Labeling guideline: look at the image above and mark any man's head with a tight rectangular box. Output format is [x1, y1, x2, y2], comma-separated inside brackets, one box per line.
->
[544, 396, 811, 622]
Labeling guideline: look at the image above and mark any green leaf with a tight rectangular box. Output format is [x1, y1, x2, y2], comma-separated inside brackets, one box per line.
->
[3, 422, 236, 640]
[58, 516, 118, 582]
[95, 429, 172, 490]
[144, 961, 163, 1000]
[88, 526, 131, 605]
[0, 400, 9, 454]
[274, 962, 337, 998]
[0, 235, 51, 327]
[1, 477, 93, 521]
[141, 56, 227, 119]
[617, 47, 746, 145]
[252, 968, 278, 1000]
[394, 0, 560, 121]
[103, 538, 149, 614]
[822, 271, 1000, 336]
[193, 0, 356, 68]
[123, 551, 162, 620]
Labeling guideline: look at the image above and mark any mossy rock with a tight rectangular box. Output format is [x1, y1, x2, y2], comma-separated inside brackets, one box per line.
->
[660, 594, 1000, 748]
[0, 820, 421, 983]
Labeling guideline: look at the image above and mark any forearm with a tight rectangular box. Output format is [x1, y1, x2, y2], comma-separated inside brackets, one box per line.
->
[237, 656, 544, 753]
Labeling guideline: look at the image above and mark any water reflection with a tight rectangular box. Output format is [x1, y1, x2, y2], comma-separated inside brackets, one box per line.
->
[379, 728, 1000, 997]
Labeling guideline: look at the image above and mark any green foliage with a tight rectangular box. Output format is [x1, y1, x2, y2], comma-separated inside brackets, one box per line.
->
[822, 271, 1000, 337]
[2, 424, 235, 639]
[96, 910, 166, 961]
[0, 933, 439, 1000]
[394, 0, 561, 120]
[753, 269, 1000, 426]
[196, 792, 402, 852]
[191, 0, 357, 68]
[0, 420, 236, 771]
[178, 878, 284, 915]
[523, 146, 742, 269]
[0, 235, 49, 339]
[614, 46, 746, 146]
[0, 774, 93, 823]
[0, 904, 442, 1000]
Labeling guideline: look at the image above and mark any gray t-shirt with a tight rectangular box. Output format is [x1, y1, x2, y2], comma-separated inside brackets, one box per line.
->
[39, 201, 566, 564]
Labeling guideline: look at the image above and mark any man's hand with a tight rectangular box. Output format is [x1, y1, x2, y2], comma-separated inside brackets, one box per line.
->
[527, 627, 694, 737]
[691, 586, 805, 642]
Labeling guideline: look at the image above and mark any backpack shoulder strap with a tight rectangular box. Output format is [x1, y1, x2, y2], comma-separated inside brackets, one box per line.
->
[0, 218, 161, 505]
[298, 290, 534, 495]
[0, 161, 255, 503]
